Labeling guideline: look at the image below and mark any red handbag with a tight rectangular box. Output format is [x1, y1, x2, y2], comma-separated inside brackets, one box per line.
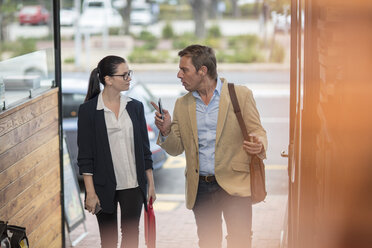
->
[144, 197, 156, 248]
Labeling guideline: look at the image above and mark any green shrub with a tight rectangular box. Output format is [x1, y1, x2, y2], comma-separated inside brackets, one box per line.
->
[217, 48, 264, 63]
[109, 27, 120, 35]
[172, 32, 197, 50]
[136, 30, 158, 50]
[64, 57, 75, 64]
[232, 48, 265, 63]
[270, 42, 285, 63]
[203, 38, 222, 49]
[207, 25, 221, 38]
[159, 4, 192, 20]
[228, 34, 260, 49]
[0, 38, 37, 57]
[138, 30, 157, 42]
[128, 47, 170, 63]
[240, 3, 260, 17]
[216, 50, 234, 63]
[162, 22, 174, 39]
[142, 40, 158, 50]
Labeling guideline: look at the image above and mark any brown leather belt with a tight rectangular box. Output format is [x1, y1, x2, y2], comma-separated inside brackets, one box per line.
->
[199, 175, 216, 183]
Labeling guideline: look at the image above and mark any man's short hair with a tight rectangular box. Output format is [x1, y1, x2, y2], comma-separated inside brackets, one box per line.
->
[178, 44, 217, 80]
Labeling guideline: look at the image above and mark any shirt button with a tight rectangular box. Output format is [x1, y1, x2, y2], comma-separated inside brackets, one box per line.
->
[195, 169, 198, 173]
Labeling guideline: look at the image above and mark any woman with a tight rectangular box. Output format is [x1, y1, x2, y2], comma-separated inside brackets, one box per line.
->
[77, 55, 156, 248]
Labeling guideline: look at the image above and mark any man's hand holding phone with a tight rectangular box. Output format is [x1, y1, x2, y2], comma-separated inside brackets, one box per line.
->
[151, 99, 171, 136]
[158, 98, 164, 120]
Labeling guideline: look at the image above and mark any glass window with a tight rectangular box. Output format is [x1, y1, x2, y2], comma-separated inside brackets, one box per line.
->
[88, 2, 104, 8]
[0, 0, 55, 111]
[62, 93, 86, 118]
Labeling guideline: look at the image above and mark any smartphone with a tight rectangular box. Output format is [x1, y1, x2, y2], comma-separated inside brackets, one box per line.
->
[158, 98, 164, 120]
[94, 203, 102, 215]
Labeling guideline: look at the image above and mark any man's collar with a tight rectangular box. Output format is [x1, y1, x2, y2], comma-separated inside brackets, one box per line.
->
[192, 77, 222, 98]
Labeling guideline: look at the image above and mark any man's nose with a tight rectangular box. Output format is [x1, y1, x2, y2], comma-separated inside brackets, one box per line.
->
[177, 70, 183, 78]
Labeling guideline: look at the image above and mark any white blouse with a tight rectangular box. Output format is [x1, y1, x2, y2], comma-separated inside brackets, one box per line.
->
[96, 92, 138, 190]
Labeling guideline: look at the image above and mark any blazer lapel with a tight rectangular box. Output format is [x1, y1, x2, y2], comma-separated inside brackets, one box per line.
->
[95, 107, 116, 183]
[216, 79, 230, 145]
[187, 94, 199, 149]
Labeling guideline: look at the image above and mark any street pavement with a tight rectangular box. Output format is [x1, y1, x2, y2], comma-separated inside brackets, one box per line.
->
[66, 154, 288, 248]
[66, 193, 287, 248]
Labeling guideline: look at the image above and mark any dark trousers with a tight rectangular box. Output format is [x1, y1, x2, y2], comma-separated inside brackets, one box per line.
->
[192, 180, 252, 248]
[96, 187, 143, 248]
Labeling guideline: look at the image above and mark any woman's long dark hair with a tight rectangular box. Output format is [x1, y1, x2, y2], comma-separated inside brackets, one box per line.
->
[84, 55, 126, 102]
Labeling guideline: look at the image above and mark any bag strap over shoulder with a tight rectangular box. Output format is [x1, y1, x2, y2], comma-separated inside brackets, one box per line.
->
[228, 83, 251, 142]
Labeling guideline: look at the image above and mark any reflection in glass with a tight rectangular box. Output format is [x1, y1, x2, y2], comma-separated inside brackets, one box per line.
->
[0, 0, 55, 110]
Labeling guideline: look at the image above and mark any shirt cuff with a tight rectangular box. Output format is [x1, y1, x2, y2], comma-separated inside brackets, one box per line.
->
[83, 173, 93, 176]
[159, 133, 168, 143]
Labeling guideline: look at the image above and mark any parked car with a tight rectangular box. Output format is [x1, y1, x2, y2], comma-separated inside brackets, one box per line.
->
[60, 8, 78, 26]
[19, 5, 50, 25]
[130, 1, 158, 25]
[62, 77, 167, 180]
[79, 0, 123, 33]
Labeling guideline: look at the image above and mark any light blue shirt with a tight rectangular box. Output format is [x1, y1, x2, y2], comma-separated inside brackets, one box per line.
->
[192, 78, 222, 176]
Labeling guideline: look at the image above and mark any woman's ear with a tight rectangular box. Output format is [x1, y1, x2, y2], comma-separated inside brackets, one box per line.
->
[104, 75, 112, 86]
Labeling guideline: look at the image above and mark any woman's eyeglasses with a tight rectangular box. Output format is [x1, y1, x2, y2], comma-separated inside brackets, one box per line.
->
[111, 70, 133, 81]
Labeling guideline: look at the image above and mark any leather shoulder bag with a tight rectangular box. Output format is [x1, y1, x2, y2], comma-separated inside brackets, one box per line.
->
[228, 83, 267, 204]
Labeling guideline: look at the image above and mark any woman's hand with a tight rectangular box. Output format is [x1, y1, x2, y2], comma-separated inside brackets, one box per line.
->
[85, 192, 100, 215]
[83, 174, 101, 214]
[148, 183, 156, 204]
[145, 169, 156, 204]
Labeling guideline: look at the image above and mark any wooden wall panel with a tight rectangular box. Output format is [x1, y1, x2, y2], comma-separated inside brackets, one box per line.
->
[0, 88, 62, 248]
[0, 121, 58, 172]
[32, 206, 62, 248]
[0, 136, 59, 190]
[9, 174, 60, 225]
[0, 91, 58, 137]
[0, 163, 60, 221]
[22, 192, 61, 234]
[0, 108, 58, 154]
[27, 207, 61, 245]
[0, 150, 59, 209]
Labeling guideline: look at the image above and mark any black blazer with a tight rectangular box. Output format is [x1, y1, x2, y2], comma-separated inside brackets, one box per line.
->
[77, 95, 153, 213]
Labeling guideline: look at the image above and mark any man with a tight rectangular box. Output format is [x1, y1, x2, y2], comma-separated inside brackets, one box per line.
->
[151, 44, 267, 248]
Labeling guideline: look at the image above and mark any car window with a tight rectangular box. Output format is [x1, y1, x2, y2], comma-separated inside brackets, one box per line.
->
[88, 2, 104, 8]
[126, 84, 156, 115]
[61, 84, 156, 118]
[62, 93, 85, 118]
[21, 7, 38, 15]
[133, 7, 148, 11]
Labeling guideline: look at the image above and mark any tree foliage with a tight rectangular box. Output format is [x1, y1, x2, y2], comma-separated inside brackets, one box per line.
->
[267, 0, 291, 14]
[0, 0, 18, 42]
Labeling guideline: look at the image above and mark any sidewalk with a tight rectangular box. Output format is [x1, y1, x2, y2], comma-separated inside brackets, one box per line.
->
[66, 194, 287, 248]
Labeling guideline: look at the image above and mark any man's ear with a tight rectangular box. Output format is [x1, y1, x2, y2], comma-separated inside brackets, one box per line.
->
[199, 65, 208, 76]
